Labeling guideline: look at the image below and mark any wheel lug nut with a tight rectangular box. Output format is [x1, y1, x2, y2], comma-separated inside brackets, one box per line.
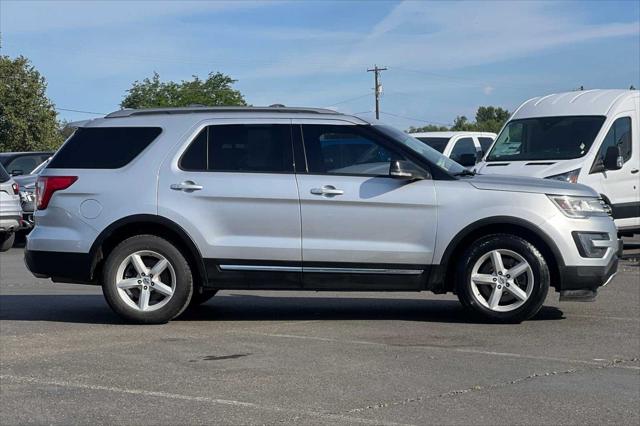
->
[506, 283, 510, 287]
[492, 278, 497, 282]
[137, 280, 142, 284]
[150, 283, 154, 286]
[497, 285, 502, 289]
[498, 271, 503, 275]
[506, 274, 511, 278]
[143, 286, 148, 290]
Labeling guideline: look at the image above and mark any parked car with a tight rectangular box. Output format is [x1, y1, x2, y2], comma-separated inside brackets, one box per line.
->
[409, 131, 496, 167]
[0, 163, 22, 251]
[0, 151, 54, 177]
[14, 157, 51, 229]
[476, 89, 639, 235]
[25, 106, 621, 324]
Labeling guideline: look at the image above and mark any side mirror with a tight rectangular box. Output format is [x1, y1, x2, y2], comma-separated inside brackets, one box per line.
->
[10, 169, 23, 176]
[457, 153, 477, 167]
[603, 146, 623, 171]
[389, 160, 426, 180]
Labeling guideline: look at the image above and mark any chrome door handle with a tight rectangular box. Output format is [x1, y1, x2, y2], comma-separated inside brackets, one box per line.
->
[170, 181, 203, 192]
[310, 185, 344, 197]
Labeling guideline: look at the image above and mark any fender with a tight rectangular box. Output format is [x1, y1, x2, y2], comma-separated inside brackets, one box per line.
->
[88, 214, 208, 284]
[428, 216, 565, 291]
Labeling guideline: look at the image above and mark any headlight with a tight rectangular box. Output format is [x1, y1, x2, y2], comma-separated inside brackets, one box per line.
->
[545, 168, 581, 184]
[548, 195, 609, 218]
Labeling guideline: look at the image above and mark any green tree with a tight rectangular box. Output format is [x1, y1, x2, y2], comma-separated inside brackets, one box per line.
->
[474, 106, 510, 133]
[0, 55, 63, 151]
[407, 124, 449, 133]
[451, 115, 477, 131]
[121, 72, 247, 109]
[406, 106, 510, 133]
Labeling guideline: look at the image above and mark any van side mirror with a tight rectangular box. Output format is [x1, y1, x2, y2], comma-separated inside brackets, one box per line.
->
[603, 146, 623, 171]
[457, 153, 477, 167]
[389, 160, 426, 180]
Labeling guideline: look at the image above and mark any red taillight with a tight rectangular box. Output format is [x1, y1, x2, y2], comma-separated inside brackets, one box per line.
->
[36, 176, 78, 210]
[11, 182, 19, 195]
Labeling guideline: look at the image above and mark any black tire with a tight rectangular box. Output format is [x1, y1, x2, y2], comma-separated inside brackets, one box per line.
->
[456, 234, 550, 323]
[188, 290, 218, 307]
[102, 235, 193, 324]
[0, 232, 15, 252]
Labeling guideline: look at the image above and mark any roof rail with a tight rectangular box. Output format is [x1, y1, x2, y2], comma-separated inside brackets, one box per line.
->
[105, 106, 341, 118]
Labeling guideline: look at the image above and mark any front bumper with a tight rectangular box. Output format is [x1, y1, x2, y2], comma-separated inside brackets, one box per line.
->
[559, 238, 623, 291]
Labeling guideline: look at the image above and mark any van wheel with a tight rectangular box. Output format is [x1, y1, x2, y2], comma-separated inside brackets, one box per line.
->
[188, 290, 218, 307]
[0, 232, 15, 252]
[456, 234, 549, 323]
[102, 235, 193, 324]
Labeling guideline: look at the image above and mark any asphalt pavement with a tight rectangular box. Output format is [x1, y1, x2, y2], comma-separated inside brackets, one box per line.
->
[1, 246, 639, 425]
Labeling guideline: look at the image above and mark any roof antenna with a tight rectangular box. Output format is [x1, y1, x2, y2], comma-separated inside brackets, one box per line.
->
[631, 85, 636, 90]
[269, 103, 286, 108]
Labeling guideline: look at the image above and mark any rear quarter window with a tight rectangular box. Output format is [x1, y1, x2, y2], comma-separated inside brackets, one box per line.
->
[48, 127, 162, 169]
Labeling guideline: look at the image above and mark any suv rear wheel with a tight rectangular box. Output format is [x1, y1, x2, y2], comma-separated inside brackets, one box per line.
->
[102, 235, 193, 324]
[456, 234, 549, 323]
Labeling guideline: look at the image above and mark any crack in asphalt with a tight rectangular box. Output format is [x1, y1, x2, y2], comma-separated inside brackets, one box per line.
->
[340, 357, 640, 415]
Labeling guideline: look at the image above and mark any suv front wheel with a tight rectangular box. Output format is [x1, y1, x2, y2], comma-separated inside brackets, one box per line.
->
[102, 235, 193, 324]
[456, 234, 550, 323]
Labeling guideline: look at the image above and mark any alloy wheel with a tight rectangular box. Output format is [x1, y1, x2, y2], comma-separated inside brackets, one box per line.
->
[469, 249, 534, 312]
[115, 250, 176, 312]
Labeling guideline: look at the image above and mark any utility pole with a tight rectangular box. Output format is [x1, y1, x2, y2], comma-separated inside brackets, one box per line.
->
[367, 65, 387, 120]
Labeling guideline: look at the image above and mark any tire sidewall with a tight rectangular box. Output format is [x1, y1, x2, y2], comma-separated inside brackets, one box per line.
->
[456, 234, 550, 322]
[102, 235, 193, 324]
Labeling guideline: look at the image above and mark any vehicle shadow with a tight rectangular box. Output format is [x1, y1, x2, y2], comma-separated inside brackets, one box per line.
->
[0, 293, 565, 325]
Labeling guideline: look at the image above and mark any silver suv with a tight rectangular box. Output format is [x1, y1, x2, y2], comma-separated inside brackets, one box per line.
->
[25, 107, 622, 323]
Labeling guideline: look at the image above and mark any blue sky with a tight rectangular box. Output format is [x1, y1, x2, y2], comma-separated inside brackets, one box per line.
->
[1, 0, 639, 129]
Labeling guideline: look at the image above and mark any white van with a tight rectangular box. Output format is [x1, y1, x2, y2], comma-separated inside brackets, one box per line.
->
[410, 131, 496, 167]
[476, 89, 639, 235]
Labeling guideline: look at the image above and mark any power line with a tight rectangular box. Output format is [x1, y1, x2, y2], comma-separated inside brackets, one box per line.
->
[379, 111, 451, 126]
[325, 92, 371, 107]
[56, 107, 107, 115]
[367, 65, 387, 120]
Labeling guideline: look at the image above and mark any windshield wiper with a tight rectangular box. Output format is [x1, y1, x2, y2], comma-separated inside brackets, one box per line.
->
[454, 169, 476, 177]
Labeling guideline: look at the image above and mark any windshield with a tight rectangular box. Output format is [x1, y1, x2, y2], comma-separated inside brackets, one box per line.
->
[374, 125, 466, 175]
[415, 137, 450, 153]
[486, 116, 606, 161]
[0, 163, 9, 183]
[30, 158, 51, 175]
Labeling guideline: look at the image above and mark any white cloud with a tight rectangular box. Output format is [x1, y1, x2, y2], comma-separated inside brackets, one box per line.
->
[483, 85, 495, 95]
[0, 0, 269, 34]
[253, 1, 640, 78]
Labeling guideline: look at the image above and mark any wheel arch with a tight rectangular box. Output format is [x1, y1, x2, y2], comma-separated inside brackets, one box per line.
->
[430, 216, 565, 293]
[89, 215, 207, 290]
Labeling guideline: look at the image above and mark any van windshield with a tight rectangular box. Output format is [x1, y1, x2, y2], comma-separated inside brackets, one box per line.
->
[486, 116, 606, 161]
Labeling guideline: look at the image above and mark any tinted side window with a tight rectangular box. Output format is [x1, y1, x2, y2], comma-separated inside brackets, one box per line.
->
[180, 128, 208, 171]
[302, 124, 404, 175]
[49, 127, 162, 169]
[416, 137, 450, 153]
[449, 137, 476, 162]
[180, 124, 293, 173]
[598, 117, 632, 164]
[478, 137, 494, 154]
